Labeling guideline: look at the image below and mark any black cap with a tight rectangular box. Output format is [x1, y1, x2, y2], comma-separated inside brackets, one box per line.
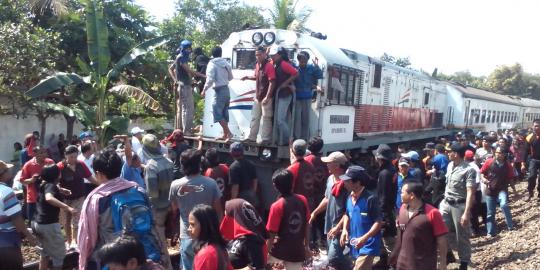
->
[372, 144, 393, 160]
[449, 142, 467, 157]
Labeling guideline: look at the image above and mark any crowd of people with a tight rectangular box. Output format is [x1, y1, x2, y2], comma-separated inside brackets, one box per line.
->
[1, 121, 538, 270]
[1, 40, 539, 270]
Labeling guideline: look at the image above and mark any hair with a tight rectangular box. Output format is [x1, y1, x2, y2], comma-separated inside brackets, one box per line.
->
[64, 145, 79, 155]
[339, 161, 351, 171]
[349, 170, 371, 187]
[397, 144, 408, 151]
[81, 142, 92, 154]
[279, 49, 290, 62]
[533, 119, 540, 125]
[40, 164, 60, 188]
[205, 148, 220, 168]
[190, 204, 227, 251]
[435, 144, 445, 153]
[14, 142, 22, 151]
[32, 145, 44, 155]
[307, 137, 324, 154]
[193, 47, 203, 56]
[272, 169, 293, 196]
[92, 148, 122, 179]
[98, 235, 146, 267]
[181, 149, 202, 176]
[256, 46, 266, 53]
[404, 181, 424, 199]
[211, 46, 222, 58]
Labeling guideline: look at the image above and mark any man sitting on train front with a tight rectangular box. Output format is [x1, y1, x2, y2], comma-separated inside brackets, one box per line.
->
[293, 51, 323, 141]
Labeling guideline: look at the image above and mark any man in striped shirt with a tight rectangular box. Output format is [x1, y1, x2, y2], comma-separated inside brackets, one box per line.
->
[0, 160, 37, 269]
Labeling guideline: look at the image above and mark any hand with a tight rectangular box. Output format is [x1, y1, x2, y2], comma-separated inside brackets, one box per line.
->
[327, 226, 340, 240]
[521, 164, 527, 174]
[460, 212, 470, 227]
[30, 175, 39, 183]
[354, 236, 368, 249]
[241, 76, 248, 81]
[200, 90, 205, 97]
[59, 187, 72, 196]
[67, 206, 78, 215]
[262, 96, 270, 105]
[339, 230, 349, 247]
[308, 213, 316, 224]
[312, 57, 319, 66]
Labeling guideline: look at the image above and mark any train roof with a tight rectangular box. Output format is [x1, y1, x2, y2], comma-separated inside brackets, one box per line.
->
[295, 32, 356, 68]
[519, 97, 540, 108]
[448, 83, 522, 106]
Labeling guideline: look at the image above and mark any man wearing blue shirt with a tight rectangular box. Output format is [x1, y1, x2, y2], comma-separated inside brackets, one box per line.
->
[427, 144, 450, 207]
[339, 165, 382, 270]
[293, 51, 323, 140]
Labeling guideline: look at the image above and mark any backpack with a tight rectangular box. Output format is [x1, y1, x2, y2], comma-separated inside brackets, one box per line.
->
[110, 187, 162, 262]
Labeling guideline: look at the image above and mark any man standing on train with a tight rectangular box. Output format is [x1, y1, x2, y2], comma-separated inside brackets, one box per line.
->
[242, 46, 276, 144]
[523, 119, 540, 202]
[293, 51, 323, 141]
[269, 45, 298, 146]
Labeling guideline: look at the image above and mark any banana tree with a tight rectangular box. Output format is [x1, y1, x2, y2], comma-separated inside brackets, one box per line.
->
[26, 0, 169, 145]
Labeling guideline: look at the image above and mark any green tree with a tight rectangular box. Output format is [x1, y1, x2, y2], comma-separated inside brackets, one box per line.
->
[485, 63, 526, 95]
[270, 0, 312, 31]
[436, 70, 486, 89]
[380, 53, 411, 68]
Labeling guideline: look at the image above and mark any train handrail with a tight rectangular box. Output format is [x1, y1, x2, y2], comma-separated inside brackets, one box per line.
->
[272, 86, 296, 146]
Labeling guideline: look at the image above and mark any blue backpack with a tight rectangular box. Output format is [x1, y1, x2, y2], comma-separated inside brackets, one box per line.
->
[110, 187, 162, 262]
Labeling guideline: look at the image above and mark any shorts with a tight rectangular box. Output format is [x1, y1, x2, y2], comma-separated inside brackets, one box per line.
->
[32, 222, 66, 267]
[212, 85, 230, 123]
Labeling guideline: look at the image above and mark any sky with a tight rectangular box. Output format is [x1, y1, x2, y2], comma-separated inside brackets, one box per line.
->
[135, 0, 540, 76]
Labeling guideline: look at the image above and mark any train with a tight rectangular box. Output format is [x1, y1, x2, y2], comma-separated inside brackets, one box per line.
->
[189, 28, 540, 209]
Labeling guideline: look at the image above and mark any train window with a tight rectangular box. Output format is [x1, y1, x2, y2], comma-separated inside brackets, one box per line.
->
[492, 111, 496, 123]
[473, 109, 480, 124]
[328, 64, 362, 105]
[373, 63, 382, 88]
[423, 93, 429, 106]
[486, 110, 491, 123]
[481, 110, 486, 123]
[233, 49, 256, 70]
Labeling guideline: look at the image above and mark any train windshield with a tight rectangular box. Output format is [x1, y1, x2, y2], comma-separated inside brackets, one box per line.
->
[233, 49, 257, 70]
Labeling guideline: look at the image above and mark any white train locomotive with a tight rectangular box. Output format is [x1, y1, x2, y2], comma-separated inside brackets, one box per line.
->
[192, 29, 540, 209]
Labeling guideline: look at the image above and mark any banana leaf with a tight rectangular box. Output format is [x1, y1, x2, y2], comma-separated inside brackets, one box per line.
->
[83, 0, 110, 76]
[26, 72, 90, 98]
[107, 35, 170, 80]
[101, 116, 129, 143]
[108, 85, 160, 111]
[32, 101, 87, 122]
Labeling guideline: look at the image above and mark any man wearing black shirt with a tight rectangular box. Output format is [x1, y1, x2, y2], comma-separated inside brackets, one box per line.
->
[229, 142, 258, 208]
[523, 119, 540, 201]
[372, 144, 397, 269]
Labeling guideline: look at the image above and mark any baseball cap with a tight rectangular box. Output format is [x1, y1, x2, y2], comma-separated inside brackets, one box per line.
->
[321, 151, 348, 165]
[402, 151, 420, 161]
[464, 150, 474, 161]
[131, 127, 145, 135]
[142, 134, 160, 153]
[398, 158, 410, 166]
[423, 142, 435, 151]
[292, 139, 307, 156]
[339, 165, 368, 181]
[79, 131, 92, 140]
[230, 142, 244, 154]
[372, 144, 393, 160]
[268, 45, 282, 56]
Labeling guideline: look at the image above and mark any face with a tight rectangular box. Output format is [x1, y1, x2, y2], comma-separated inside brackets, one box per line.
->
[255, 50, 267, 63]
[498, 139, 506, 147]
[495, 148, 505, 162]
[448, 151, 458, 162]
[534, 122, 540, 135]
[66, 152, 78, 165]
[482, 140, 490, 148]
[343, 180, 354, 191]
[398, 164, 409, 175]
[35, 149, 47, 163]
[188, 213, 201, 240]
[400, 184, 413, 205]
[298, 56, 308, 67]
[327, 162, 341, 175]
[270, 53, 280, 62]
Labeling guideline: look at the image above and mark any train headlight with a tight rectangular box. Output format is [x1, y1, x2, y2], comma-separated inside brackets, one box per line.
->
[264, 32, 276, 45]
[252, 32, 263, 45]
[260, 148, 273, 161]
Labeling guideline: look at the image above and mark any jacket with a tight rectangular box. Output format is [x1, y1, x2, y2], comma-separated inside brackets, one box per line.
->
[203, 57, 233, 92]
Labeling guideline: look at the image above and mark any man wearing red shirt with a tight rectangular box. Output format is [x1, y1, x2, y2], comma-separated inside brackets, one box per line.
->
[390, 182, 448, 270]
[242, 46, 276, 144]
[268, 45, 299, 146]
[20, 146, 55, 222]
[287, 139, 316, 210]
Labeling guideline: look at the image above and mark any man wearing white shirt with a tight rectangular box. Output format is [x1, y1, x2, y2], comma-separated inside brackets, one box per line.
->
[131, 127, 145, 155]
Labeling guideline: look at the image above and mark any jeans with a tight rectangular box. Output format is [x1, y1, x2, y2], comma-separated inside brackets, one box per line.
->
[180, 238, 194, 270]
[26, 202, 36, 222]
[327, 237, 352, 269]
[294, 99, 311, 140]
[275, 95, 292, 145]
[485, 191, 513, 236]
[212, 85, 230, 123]
[527, 159, 540, 196]
[178, 83, 194, 134]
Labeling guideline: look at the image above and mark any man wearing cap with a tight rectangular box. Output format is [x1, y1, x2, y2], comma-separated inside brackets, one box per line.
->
[339, 165, 382, 270]
[395, 157, 420, 210]
[131, 127, 145, 155]
[401, 151, 424, 184]
[372, 144, 397, 269]
[422, 142, 436, 172]
[439, 143, 476, 270]
[426, 144, 449, 207]
[310, 152, 351, 269]
[269, 45, 299, 146]
[242, 46, 276, 144]
[229, 142, 259, 208]
[168, 40, 206, 134]
[293, 51, 323, 141]
[0, 160, 37, 269]
[287, 139, 316, 207]
[142, 134, 175, 270]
